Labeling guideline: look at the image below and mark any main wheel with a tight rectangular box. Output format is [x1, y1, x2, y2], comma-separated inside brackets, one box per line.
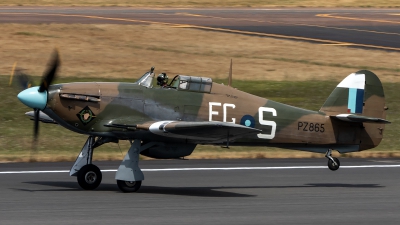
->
[77, 164, 102, 190]
[327, 157, 340, 171]
[117, 180, 142, 193]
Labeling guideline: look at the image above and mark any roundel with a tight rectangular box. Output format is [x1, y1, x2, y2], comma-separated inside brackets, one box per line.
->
[76, 106, 96, 125]
[240, 115, 255, 128]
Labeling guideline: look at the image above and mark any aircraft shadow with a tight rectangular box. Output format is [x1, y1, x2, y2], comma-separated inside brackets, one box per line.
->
[14, 181, 384, 197]
[305, 183, 384, 188]
[18, 181, 254, 197]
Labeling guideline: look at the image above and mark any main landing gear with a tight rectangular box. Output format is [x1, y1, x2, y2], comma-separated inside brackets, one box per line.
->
[325, 149, 340, 171]
[77, 164, 102, 190]
[70, 136, 153, 193]
[117, 180, 142, 192]
[70, 136, 103, 190]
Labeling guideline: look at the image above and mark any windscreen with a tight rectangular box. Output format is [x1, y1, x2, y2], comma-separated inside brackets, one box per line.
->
[134, 71, 154, 88]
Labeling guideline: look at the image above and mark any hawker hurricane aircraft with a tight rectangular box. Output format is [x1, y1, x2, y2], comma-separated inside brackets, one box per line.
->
[16, 50, 389, 192]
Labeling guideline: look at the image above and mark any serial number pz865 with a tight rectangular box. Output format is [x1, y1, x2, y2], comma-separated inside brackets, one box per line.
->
[298, 122, 325, 133]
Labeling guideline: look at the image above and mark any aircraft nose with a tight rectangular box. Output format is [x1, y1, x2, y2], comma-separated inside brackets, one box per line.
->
[17, 86, 48, 110]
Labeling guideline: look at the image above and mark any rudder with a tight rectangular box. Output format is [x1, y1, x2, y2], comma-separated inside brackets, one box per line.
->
[320, 70, 386, 118]
[320, 70, 387, 150]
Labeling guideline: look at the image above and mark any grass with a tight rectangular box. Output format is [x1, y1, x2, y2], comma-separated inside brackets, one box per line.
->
[13, 32, 58, 38]
[2, 75, 400, 162]
[1, 24, 400, 83]
[0, 0, 400, 7]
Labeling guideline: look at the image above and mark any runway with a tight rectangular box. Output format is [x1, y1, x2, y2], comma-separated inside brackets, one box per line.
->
[1, 158, 400, 224]
[0, 7, 400, 51]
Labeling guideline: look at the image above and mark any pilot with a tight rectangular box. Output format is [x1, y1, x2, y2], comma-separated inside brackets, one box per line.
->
[157, 73, 169, 87]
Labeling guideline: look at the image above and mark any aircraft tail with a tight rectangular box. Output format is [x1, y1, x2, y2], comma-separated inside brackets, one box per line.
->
[320, 70, 388, 150]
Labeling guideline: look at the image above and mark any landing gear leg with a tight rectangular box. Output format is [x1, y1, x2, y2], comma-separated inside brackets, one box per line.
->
[325, 149, 340, 171]
[70, 136, 102, 190]
[115, 139, 144, 192]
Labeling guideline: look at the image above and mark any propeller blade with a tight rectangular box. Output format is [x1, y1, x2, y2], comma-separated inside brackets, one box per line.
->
[38, 49, 60, 93]
[30, 108, 40, 162]
[33, 108, 39, 141]
[8, 62, 17, 86]
[15, 69, 34, 90]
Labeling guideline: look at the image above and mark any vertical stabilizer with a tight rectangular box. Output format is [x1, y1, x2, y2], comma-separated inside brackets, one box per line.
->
[320, 70, 387, 150]
[320, 70, 385, 117]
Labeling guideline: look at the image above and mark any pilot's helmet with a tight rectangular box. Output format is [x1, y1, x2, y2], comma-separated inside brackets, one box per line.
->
[157, 73, 168, 86]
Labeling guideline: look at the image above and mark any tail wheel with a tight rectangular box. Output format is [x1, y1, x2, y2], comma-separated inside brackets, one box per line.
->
[77, 164, 102, 190]
[328, 157, 340, 171]
[117, 180, 142, 193]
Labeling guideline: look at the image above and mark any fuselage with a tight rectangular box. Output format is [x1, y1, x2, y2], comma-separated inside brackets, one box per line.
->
[42, 81, 382, 153]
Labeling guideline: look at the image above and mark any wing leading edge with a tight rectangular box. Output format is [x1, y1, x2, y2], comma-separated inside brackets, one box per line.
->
[105, 121, 261, 142]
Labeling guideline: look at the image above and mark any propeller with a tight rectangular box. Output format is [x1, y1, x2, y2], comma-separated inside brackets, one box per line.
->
[15, 69, 35, 90]
[17, 49, 60, 161]
[38, 50, 60, 93]
[31, 108, 40, 162]
[9, 63, 35, 91]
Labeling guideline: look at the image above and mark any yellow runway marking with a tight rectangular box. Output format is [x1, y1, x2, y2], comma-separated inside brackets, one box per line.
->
[0, 12, 341, 44]
[174, 12, 400, 36]
[0, 12, 174, 25]
[170, 25, 194, 28]
[2, 12, 400, 51]
[176, 12, 272, 23]
[320, 43, 354, 46]
[178, 13, 204, 17]
[316, 13, 400, 24]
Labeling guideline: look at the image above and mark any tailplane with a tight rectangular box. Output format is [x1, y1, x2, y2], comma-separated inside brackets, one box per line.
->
[320, 70, 388, 150]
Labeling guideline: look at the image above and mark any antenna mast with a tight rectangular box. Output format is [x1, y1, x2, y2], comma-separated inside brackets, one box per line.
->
[228, 59, 232, 87]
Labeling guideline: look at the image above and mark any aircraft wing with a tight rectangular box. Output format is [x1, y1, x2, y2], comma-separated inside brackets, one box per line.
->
[105, 121, 262, 142]
[331, 114, 390, 124]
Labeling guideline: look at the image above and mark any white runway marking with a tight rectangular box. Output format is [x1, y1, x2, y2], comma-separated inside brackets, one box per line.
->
[0, 164, 400, 174]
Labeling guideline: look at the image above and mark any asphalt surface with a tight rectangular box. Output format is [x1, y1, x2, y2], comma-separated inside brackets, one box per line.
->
[0, 7, 400, 51]
[1, 158, 400, 224]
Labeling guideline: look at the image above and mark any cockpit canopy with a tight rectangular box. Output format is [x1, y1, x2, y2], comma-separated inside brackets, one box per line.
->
[134, 70, 154, 88]
[170, 75, 212, 93]
[134, 68, 213, 93]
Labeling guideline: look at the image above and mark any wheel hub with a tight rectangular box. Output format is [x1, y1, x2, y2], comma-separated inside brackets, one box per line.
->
[85, 171, 97, 184]
[125, 181, 136, 187]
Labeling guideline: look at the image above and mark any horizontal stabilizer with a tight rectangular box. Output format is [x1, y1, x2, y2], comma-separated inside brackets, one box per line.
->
[331, 114, 390, 124]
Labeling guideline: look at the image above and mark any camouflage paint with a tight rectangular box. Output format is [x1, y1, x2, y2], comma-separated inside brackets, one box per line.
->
[44, 70, 388, 155]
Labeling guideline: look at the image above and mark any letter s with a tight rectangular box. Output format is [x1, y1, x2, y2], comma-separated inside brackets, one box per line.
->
[257, 107, 277, 139]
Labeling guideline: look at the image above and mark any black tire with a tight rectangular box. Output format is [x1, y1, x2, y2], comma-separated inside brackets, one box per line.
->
[77, 164, 102, 190]
[117, 180, 142, 193]
[327, 157, 340, 171]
